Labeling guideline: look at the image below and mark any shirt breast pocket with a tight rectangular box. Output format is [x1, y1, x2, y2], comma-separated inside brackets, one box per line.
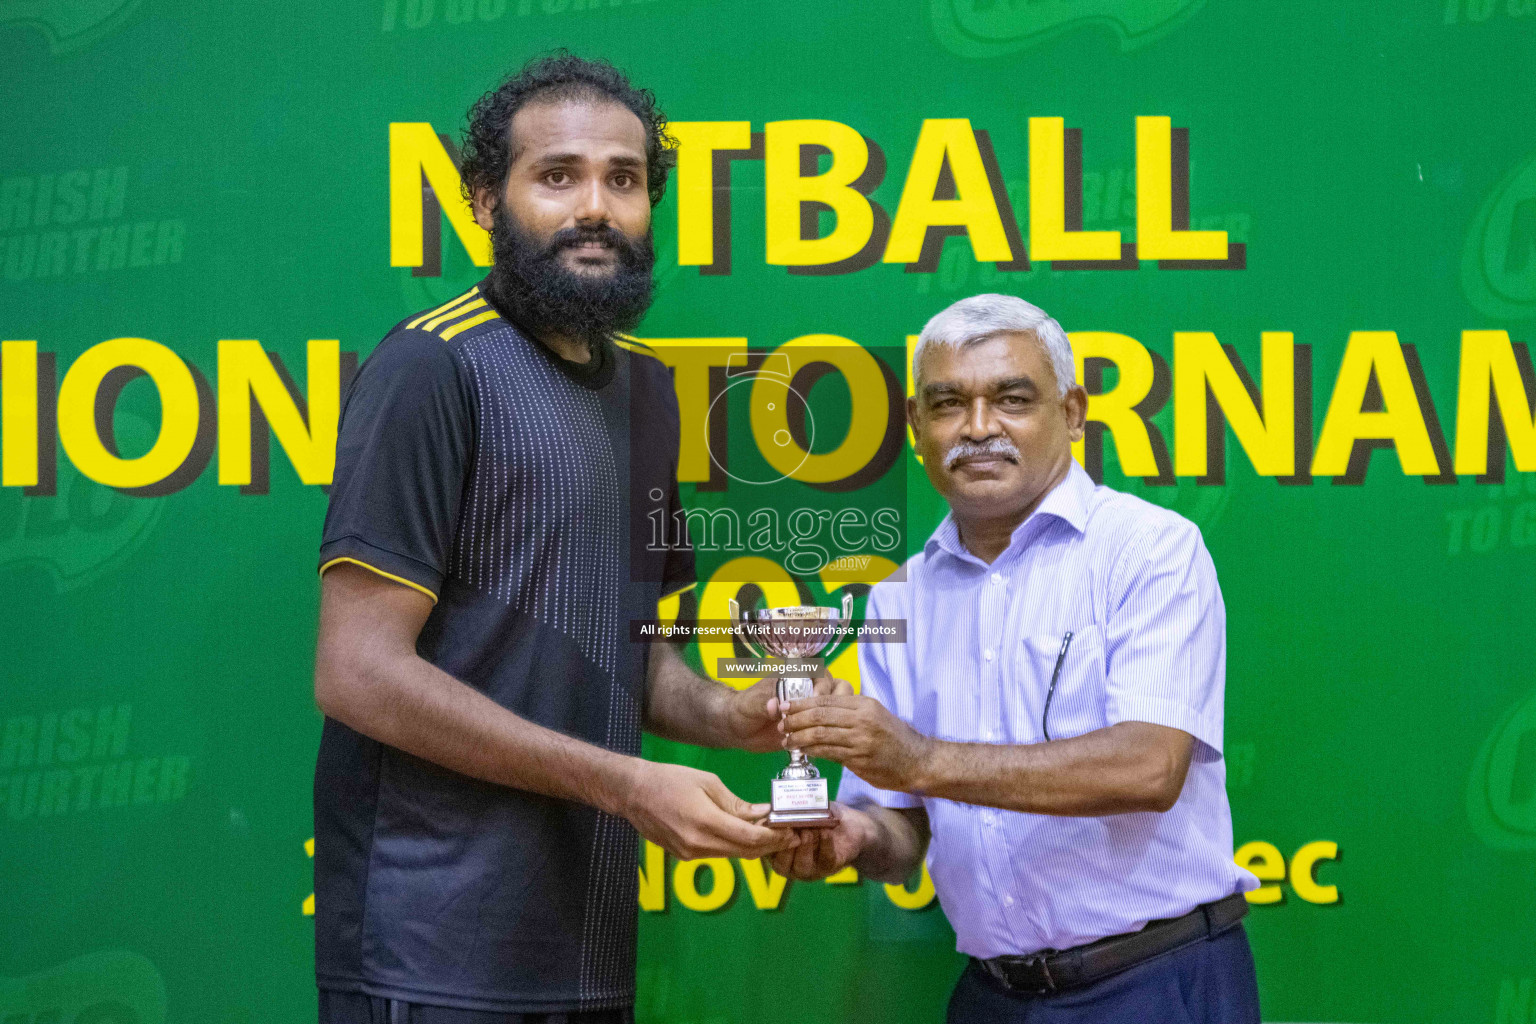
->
[1020, 625, 1108, 742]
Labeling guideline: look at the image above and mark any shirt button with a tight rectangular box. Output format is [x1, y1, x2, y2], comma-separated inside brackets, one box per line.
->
[984, 649, 994, 662]
[982, 811, 996, 826]
[991, 572, 1004, 585]
[1004, 894, 1015, 907]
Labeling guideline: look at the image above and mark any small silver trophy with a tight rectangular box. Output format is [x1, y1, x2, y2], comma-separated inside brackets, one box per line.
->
[728, 592, 854, 827]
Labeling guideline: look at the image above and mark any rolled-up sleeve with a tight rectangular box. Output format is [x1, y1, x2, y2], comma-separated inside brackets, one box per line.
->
[836, 584, 923, 809]
[1102, 519, 1227, 759]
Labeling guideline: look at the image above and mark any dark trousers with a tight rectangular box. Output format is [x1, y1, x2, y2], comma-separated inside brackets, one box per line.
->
[947, 923, 1261, 1024]
[318, 990, 632, 1024]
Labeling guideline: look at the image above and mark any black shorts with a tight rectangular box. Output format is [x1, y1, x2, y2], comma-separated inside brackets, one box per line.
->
[318, 991, 633, 1024]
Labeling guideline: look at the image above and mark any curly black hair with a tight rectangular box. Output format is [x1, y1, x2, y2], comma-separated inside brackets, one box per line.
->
[458, 52, 675, 210]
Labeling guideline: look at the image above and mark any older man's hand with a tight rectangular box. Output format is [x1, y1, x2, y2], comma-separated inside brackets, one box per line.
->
[779, 693, 932, 793]
[769, 802, 875, 881]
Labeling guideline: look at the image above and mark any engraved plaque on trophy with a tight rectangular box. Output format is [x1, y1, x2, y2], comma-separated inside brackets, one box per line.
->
[728, 592, 854, 827]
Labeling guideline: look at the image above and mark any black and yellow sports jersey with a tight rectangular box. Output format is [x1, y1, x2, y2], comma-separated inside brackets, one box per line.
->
[314, 280, 693, 1013]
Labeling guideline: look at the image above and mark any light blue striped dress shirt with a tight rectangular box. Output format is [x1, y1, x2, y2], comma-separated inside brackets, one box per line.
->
[838, 460, 1258, 958]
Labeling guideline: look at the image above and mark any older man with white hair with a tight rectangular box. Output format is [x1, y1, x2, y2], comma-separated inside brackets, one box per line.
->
[771, 294, 1261, 1022]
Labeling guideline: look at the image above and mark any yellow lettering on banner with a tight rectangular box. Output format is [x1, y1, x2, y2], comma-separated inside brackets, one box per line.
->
[1028, 118, 1120, 262]
[638, 338, 748, 483]
[884, 119, 1014, 265]
[1, 341, 39, 486]
[825, 866, 858, 884]
[671, 121, 753, 266]
[217, 340, 341, 486]
[1289, 841, 1339, 904]
[58, 338, 199, 489]
[765, 120, 876, 266]
[884, 864, 936, 910]
[673, 857, 735, 912]
[638, 840, 666, 912]
[1173, 332, 1296, 477]
[698, 557, 800, 689]
[750, 335, 889, 484]
[1234, 841, 1286, 904]
[1454, 330, 1536, 474]
[1135, 117, 1228, 261]
[738, 856, 790, 909]
[1312, 332, 1439, 476]
[388, 122, 491, 268]
[1070, 332, 1159, 476]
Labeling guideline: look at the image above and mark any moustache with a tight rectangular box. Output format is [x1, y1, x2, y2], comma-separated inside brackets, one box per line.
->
[544, 224, 647, 266]
[943, 437, 1022, 471]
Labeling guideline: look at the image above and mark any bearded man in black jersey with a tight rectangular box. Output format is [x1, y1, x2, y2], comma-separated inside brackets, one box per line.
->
[311, 54, 815, 1024]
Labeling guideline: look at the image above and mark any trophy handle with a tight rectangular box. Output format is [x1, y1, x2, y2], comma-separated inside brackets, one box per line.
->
[816, 590, 856, 672]
[726, 598, 768, 660]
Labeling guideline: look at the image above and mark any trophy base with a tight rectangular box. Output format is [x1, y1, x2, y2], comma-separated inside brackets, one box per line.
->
[767, 808, 837, 828]
[767, 777, 834, 828]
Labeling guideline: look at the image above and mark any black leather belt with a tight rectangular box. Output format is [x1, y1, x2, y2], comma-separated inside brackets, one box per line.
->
[976, 892, 1249, 996]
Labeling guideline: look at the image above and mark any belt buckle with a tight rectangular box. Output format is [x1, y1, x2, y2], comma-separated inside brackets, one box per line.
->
[1020, 951, 1057, 995]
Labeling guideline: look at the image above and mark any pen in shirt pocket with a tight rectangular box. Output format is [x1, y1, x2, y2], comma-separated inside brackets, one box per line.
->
[1041, 631, 1074, 742]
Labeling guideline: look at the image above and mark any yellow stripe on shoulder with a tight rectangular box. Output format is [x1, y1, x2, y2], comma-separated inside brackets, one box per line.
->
[613, 335, 660, 359]
[440, 309, 500, 341]
[423, 297, 487, 332]
[319, 556, 439, 604]
[406, 286, 479, 330]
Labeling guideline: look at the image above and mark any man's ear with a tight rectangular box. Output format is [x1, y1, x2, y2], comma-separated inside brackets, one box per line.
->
[1063, 385, 1088, 443]
[471, 187, 497, 233]
[906, 395, 932, 465]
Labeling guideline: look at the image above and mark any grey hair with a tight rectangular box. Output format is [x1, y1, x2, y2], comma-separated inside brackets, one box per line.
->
[913, 293, 1076, 396]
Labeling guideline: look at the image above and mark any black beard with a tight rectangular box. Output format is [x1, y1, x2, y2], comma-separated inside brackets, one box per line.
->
[485, 205, 656, 350]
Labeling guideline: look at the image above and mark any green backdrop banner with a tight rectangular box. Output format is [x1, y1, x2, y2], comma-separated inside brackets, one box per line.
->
[3, 2, 1534, 1022]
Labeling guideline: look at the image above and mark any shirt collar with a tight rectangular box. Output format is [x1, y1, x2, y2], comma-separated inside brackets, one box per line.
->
[925, 459, 1094, 565]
